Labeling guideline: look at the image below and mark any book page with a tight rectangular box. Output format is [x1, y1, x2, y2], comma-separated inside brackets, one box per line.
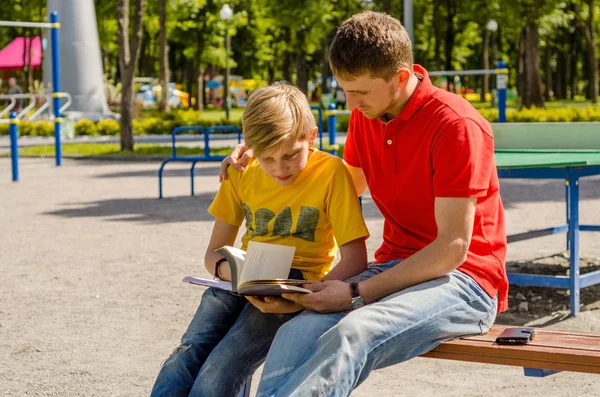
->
[215, 246, 247, 291]
[238, 241, 296, 285]
[182, 276, 233, 291]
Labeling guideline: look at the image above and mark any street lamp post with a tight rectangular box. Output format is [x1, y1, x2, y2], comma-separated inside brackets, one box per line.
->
[485, 19, 498, 104]
[220, 4, 233, 120]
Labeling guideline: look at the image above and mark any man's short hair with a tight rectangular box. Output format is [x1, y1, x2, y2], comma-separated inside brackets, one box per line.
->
[329, 11, 413, 81]
[242, 82, 316, 156]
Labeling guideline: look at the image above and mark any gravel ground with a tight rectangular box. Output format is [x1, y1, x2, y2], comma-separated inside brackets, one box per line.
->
[1, 157, 600, 397]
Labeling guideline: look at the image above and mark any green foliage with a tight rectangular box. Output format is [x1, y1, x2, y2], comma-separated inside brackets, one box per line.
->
[477, 106, 600, 122]
[96, 120, 121, 136]
[74, 119, 99, 136]
[6, 143, 234, 158]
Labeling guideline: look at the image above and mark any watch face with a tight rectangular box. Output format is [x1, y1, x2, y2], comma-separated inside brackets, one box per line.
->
[350, 296, 365, 310]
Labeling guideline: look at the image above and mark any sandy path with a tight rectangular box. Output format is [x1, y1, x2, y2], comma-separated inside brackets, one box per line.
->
[1, 158, 599, 396]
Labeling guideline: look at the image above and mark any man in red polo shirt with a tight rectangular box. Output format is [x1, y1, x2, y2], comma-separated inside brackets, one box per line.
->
[221, 11, 507, 397]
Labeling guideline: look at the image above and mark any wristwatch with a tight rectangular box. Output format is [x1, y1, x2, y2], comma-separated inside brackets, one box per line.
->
[349, 282, 366, 310]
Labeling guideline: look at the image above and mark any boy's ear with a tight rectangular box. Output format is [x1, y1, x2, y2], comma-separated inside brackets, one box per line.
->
[397, 67, 412, 88]
[309, 127, 318, 146]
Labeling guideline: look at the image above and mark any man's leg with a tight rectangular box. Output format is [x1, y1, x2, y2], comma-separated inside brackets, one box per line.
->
[258, 266, 497, 397]
[150, 288, 246, 397]
[256, 263, 393, 397]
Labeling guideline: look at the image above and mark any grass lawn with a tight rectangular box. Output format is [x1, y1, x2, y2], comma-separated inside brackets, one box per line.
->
[0, 143, 234, 158]
[197, 108, 244, 122]
[1, 142, 345, 159]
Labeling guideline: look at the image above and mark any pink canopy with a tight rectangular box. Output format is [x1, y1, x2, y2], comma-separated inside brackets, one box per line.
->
[0, 37, 42, 70]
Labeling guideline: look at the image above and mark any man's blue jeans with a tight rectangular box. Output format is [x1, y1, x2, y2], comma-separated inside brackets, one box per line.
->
[256, 260, 498, 397]
[151, 269, 302, 397]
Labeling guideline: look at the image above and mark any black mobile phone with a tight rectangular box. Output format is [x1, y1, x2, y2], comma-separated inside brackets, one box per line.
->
[495, 327, 535, 345]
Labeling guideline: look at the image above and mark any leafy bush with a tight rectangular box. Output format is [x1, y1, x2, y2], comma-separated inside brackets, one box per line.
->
[4, 106, 600, 138]
[74, 119, 99, 136]
[96, 119, 120, 136]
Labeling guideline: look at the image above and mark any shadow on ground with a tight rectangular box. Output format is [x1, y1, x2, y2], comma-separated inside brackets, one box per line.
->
[500, 177, 600, 209]
[42, 193, 217, 224]
[94, 166, 222, 179]
[497, 253, 600, 326]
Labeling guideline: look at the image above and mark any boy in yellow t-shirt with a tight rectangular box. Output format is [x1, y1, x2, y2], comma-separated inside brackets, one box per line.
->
[151, 83, 369, 397]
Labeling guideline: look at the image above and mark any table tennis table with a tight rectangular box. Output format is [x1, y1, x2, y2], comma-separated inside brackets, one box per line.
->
[496, 149, 600, 315]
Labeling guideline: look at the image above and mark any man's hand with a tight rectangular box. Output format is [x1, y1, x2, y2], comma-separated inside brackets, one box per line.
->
[282, 280, 352, 313]
[219, 144, 254, 182]
[246, 296, 304, 314]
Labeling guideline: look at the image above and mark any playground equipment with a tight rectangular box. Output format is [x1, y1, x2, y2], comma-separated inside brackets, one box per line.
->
[43, 0, 111, 120]
[0, 11, 64, 168]
[0, 92, 72, 121]
[9, 112, 19, 181]
[429, 60, 508, 122]
[158, 125, 243, 199]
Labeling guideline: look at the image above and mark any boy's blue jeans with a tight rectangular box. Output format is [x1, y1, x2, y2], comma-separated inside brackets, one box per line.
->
[256, 260, 498, 397]
[150, 269, 303, 397]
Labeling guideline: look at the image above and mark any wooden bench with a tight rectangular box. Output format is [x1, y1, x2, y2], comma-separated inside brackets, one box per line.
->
[236, 325, 600, 397]
[423, 325, 600, 376]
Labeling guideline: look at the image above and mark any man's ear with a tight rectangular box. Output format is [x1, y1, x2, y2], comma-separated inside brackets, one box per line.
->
[397, 67, 412, 88]
[309, 127, 318, 145]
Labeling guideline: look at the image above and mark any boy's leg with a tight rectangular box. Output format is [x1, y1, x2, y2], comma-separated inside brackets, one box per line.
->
[188, 299, 299, 397]
[257, 265, 497, 397]
[150, 288, 246, 397]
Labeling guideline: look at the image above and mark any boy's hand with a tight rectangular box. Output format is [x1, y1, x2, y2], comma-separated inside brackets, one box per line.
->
[246, 296, 304, 314]
[282, 280, 352, 313]
[219, 144, 254, 182]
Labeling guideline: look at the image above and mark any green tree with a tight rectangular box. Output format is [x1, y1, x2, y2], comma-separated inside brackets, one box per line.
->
[117, 0, 146, 151]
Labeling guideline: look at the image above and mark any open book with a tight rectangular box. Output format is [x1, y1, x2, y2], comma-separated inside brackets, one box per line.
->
[183, 241, 313, 296]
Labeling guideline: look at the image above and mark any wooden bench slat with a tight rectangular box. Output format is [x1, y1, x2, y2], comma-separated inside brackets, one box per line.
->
[423, 325, 600, 374]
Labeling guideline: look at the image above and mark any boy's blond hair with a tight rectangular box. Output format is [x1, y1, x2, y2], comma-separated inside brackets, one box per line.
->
[242, 82, 316, 156]
[329, 11, 413, 81]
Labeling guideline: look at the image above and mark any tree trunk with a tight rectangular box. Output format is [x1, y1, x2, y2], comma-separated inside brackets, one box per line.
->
[197, 65, 204, 112]
[282, 28, 293, 83]
[382, 0, 392, 13]
[158, 0, 170, 112]
[296, 31, 309, 94]
[320, 37, 330, 98]
[544, 43, 552, 101]
[555, 49, 566, 99]
[117, 0, 146, 151]
[516, 29, 523, 99]
[482, 28, 489, 102]
[521, 22, 544, 108]
[433, 0, 442, 70]
[120, 81, 134, 149]
[579, 0, 598, 103]
[444, 0, 456, 92]
[569, 29, 578, 99]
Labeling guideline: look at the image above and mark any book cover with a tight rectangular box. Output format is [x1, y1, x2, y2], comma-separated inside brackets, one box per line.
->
[183, 241, 313, 296]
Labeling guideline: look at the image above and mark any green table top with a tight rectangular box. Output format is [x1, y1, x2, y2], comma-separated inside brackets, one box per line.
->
[495, 150, 600, 169]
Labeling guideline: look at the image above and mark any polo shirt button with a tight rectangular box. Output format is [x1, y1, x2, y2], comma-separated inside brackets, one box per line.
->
[387, 139, 392, 145]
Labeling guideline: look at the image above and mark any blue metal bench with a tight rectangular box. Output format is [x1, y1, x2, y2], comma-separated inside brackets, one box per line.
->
[158, 125, 242, 199]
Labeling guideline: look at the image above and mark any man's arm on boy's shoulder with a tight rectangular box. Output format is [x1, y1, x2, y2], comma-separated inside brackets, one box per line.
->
[344, 163, 368, 197]
[283, 197, 477, 312]
[219, 144, 253, 182]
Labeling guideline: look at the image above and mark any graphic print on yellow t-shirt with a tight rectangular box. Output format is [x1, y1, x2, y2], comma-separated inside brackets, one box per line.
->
[241, 204, 319, 242]
[208, 149, 370, 281]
